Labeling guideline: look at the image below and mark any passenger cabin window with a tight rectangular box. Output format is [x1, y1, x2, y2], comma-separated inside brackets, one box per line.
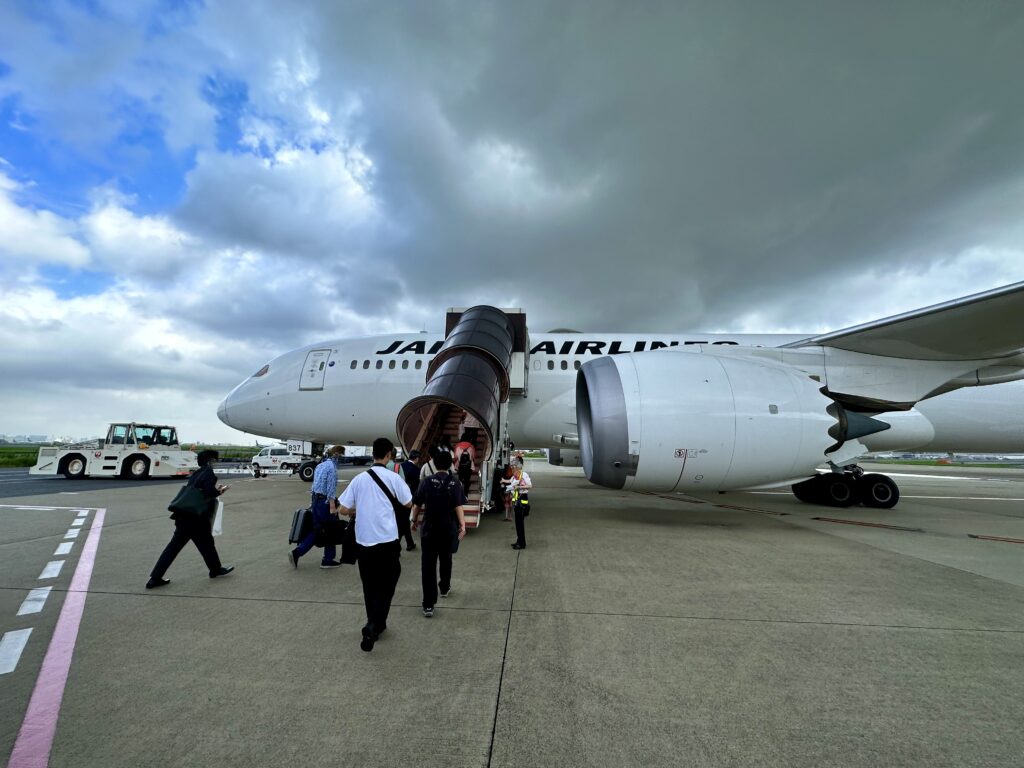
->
[363, 360, 370, 369]
[560, 360, 568, 370]
[350, 360, 357, 369]
[547, 360, 554, 370]
[574, 360, 581, 370]
[415, 360, 423, 370]
[376, 360, 383, 369]
[402, 360, 409, 369]
[388, 360, 396, 369]
[533, 360, 540, 370]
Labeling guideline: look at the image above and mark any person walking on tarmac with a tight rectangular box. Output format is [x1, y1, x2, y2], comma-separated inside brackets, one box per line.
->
[504, 460, 532, 550]
[338, 438, 413, 652]
[289, 445, 343, 569]
[147, 450, 233, 588]
[410, 451, 466, 617]
[397, 450, 422, 551]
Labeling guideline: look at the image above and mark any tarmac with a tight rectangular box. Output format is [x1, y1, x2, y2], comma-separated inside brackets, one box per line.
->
[1, 461, 1022, 768]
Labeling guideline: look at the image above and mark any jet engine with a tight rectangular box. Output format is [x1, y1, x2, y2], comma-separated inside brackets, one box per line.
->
[576, 352, 842, 492]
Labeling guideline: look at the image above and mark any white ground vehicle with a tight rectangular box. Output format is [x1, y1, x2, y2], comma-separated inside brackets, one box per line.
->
[251, 445, 308, 472]
[293, 445, 373, 482]
[30, 423, 197, 480]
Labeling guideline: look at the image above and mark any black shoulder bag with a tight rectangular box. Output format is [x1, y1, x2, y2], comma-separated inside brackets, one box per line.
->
[167, 471, 211, 520]
[367, 467, 408, 535]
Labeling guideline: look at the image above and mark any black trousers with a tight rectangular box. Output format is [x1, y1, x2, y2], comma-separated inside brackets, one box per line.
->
[420, 532, 453, 608]
[457, 467, 471, 492]
[397, 516, 415, 549]
[151, 516, 222, 578]
[514, 500, 527, 547]
[356, 539, 402, 631]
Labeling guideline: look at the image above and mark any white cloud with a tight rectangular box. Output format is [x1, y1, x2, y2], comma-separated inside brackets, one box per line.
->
[176, 145, 381, 256]
[81, 191, 199, 280]
[0, 174, 91, 269]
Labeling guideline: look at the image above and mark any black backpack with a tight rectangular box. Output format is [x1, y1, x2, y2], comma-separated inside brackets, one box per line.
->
[459, 450, 472, 470]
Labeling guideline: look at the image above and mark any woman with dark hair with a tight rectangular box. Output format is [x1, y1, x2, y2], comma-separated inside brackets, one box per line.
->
[146, 449, 234, 588]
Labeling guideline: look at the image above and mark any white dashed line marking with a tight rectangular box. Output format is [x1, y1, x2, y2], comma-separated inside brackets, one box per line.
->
[54, 542, 73, 556]
[70, 519, 85, 527]
[17, 587, 53, 616]
[38, 561, 64, 580]
[63, 529, 80, 540]
[0, 629, 33, 675]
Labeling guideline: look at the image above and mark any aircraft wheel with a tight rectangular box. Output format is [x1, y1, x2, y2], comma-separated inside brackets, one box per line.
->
[62, 455, 87, 479]
[791, 476, 822, 504]
[821, 473, 858, 507]
[126, 456, 150, 480]
[298, 461, 316, 482]
[859, 473, 900, 509]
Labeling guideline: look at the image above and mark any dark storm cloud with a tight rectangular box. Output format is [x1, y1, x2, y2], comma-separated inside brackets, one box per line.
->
[285, 1, 1024, 332]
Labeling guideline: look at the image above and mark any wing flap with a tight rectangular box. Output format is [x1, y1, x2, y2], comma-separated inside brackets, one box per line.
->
[783, 281, 1024, 361]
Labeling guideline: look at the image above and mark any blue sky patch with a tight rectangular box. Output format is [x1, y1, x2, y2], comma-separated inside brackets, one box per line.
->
[203, 74, 249, 153]
[39, 264, 116, 299]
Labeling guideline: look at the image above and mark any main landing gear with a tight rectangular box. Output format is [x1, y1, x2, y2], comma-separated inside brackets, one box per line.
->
[791, 465, 900, 509]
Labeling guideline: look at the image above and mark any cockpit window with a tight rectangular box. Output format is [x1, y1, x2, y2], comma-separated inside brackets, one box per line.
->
[252, 364, 270, 378]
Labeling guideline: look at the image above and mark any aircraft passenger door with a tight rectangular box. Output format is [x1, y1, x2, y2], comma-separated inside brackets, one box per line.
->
[299, 349, 332, 391]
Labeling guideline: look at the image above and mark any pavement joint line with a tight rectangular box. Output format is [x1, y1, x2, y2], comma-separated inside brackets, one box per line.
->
[812, 516, 925, 532]
[0, 504, 101, 511]
[968, 533, 1024, 544]
[0, 512, 186, 550]
[714, 503, 788, 515]
[486, 545, 521, 768]
[2, 586, 1019, 635]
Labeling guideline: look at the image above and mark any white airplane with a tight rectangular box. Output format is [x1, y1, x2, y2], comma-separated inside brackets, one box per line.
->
[217, 283, 1024, 510]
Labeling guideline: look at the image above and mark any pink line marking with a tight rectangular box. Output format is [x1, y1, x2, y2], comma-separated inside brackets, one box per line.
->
[8, 509, 105, 768]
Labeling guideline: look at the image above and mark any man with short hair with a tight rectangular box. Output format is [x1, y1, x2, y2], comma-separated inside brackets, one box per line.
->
[290, 445, 343, 569]
[338, 437, 413, 652]
[411, 451, 466, 617]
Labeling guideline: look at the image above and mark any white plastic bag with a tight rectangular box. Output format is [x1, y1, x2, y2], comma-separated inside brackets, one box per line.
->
[212, 499, 224, 536]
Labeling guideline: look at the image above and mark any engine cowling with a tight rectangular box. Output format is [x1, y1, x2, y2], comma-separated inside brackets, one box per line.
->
[576, 351, 839, 492]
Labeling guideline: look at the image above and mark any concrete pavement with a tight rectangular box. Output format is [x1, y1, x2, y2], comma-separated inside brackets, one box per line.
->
[1, 462, 1022, 767]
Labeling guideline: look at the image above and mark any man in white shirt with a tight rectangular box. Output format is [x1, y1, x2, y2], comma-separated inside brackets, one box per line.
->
[339, 437, 413, 652]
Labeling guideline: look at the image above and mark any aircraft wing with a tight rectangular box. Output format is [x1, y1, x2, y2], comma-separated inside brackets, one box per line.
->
[782, 280, 1024, 361]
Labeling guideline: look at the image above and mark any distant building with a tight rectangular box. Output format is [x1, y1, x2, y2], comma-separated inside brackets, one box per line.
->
[0, 434, 50, 443]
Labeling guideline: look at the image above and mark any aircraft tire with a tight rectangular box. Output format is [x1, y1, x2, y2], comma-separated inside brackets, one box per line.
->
[125, 455, 150, 480]
[821, 473, 857, 507]
[791, 476, 822, 504]
[858, 473, 900, 509]
[298, 461, 316, 482]
[61, 454, 87, 479]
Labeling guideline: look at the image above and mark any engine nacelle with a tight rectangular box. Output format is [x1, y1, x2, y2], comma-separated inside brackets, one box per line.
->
[576, 352, 839, 492]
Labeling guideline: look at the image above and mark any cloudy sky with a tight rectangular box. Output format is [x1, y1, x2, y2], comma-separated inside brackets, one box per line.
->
[2, 1, 1024, 443]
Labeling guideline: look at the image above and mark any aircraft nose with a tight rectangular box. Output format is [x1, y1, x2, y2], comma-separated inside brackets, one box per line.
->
[217, 397, 231, 428]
